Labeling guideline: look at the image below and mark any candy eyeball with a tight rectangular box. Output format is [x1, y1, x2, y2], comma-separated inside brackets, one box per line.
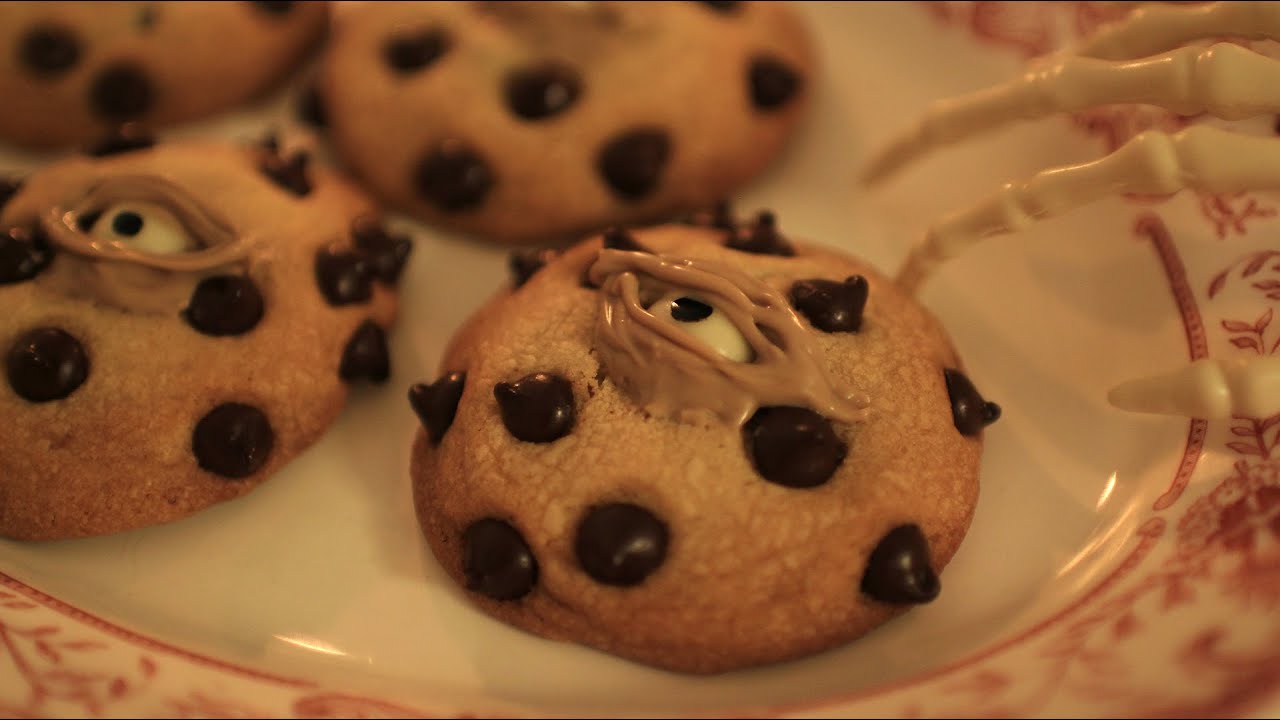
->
[88, 202, 194, 255]
[647, 292, 754, 362]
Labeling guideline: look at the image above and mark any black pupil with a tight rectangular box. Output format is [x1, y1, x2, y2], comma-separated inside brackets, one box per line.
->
[671, 297, 713, 322]
[111, 211, 144, 237]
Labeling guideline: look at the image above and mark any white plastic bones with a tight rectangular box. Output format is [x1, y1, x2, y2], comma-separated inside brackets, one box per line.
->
[864, 1, 1280, 420]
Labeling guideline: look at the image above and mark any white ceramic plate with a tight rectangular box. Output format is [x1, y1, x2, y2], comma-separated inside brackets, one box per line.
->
[3, 2, 1279, 717]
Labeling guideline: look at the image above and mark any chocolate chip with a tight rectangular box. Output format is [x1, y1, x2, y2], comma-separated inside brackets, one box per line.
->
[944, 368, 1001, 437]
[315, 246, 372, 306]
[508, 248, 557, 289]
[601, 227, 646, 252]
[749, 56, 801, 111]
[743, 406, 846, 488]
[192, 402, 274, 479]
[790, 276, 868, 333]
[18, 25, 81, 77]
[5, 327, 89, 403]
[296, 83, 327, 128]
[0, 226, 54, 285]
[670, 297, 713, 322]
[505, 62, 582, 121]
[89, 63, 154, 120]
[860, 524, 939, 604]
[259, 149, 312, 197]
[463, 518, 538, 601]
[409, 371, 466, 444]
[0, 179, 20, 211]
[727, 210, 793, 256]
[597, 129, 670, 200]
[84, 124, 156, 157]
[183, 275, 264, 337]
[384, 28, 449, 74]
[494, 372, 575, 443]
[249, 0, 294, 15]
[339, 320, 390, 383]
[351, 218, 412, 285]
[575, 503, 669, 586]
[414, 140, 493, 212]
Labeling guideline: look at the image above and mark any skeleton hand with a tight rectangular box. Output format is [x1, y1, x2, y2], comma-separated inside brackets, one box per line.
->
[863, 1, 1280, 419]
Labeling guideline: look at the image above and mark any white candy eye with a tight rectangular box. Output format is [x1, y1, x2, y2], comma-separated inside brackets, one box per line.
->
[647, 292, 755, 363]
[89, 202, 194, 255]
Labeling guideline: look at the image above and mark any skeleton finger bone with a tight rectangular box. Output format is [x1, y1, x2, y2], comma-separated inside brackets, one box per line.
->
[895, 124, 1280, 293]
[1108, 356, 1280, 419]
[1076, 1, 1280, 62]
[863, 41, 1280, 186]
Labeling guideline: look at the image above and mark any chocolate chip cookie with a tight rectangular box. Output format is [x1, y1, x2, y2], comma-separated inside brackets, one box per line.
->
[408, 212, 999, 673]
[317, 1, 814, 245]
[0, 1, 328, 149]
[0, 135, 410, 540]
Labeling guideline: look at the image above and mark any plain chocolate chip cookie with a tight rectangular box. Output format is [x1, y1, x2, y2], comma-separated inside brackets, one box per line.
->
[0, 1, 328, 149]
[0, 134, 410, 540]
[317, 1, 814, 245]
[408, 213, 999, 673]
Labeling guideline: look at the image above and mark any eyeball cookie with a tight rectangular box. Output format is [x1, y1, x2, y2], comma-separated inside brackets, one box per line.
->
[0, 1, 328, 149]
[316, 1, 814, 245]
[0, 136, 411, 540]
[408, 214, 1000, 674]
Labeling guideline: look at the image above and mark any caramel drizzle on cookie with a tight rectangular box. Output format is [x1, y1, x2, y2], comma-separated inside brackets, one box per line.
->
[588, 248, 868, 426]
[37, 175, 257, 314]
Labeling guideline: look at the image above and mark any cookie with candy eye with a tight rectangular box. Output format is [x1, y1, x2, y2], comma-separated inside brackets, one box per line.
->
[408, 214, 999, 674]
[316, 1, 814, 246]
[0, 1, 328, 150]
[0, 137, 410, 540]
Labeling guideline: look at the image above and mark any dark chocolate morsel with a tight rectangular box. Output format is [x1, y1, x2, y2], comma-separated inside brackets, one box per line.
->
[727, 210, 794, 256]
[414, 140, 493, 212]
[670, 297, 713, 322]
[944, 368, 1001, 436]
[5, 327, 89, 403]
[296, 83, 327, 128]
[508, 248, 557, 289]
[0, 226, 55, 285]
[384, 28, 450, 74]
[601, 227, 646, 253]
[89, 63, 154, 120]
[494, 372, 575, 443]
[315, 246, 373, 306]
[749, 55, 801, 111]
[339, 320, 390, 383]
[860, 524, 940, 604]
[575, 503, 669, 587]
[183, 275, 264, 337]
[351, 217, 412, 285]
[84, 124, 156, 157]
[743, 406, 846, 488]
[259, 149, 312, 197]
[408, 371, 466, 444]
[192, 402, 274, 479]
[0, 179, 20, 211]
[463, 518, 538, 601]
[18, 24, 81, 77]
[505, 62, 582, 121]
[597, 129, 670, 200]
[789, 276, 869, 333]
[249, 0, 295, 15]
